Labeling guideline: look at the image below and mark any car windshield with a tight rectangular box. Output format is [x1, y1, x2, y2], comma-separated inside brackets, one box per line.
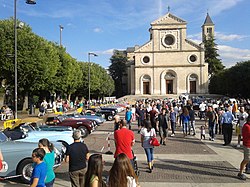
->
[0, 132, 7, 142]
[19, 124, 37, 132]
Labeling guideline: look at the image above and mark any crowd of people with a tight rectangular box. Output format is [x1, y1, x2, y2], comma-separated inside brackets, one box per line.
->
[114, 97, 250, 181]
[2, 96, 250, 186]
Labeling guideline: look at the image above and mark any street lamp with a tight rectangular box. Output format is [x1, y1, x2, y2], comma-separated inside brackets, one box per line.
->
[59, 25, 64, 46]
[14, 0, 36, 119]
[88, 52, 98, 101]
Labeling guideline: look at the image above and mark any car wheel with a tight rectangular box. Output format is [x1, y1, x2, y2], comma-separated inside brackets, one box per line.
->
[17, 158, 33, 184]
[78, 126, 89, 138]
[107, 115, 113, 121]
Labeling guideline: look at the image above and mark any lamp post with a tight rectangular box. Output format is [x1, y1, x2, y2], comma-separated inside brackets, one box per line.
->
[88, 52, 98, 102]
[59, 25, 64, 46]
[14, 0, 36, 119]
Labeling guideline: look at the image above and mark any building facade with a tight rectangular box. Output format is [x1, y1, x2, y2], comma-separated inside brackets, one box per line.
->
[121, 12, 214, 96]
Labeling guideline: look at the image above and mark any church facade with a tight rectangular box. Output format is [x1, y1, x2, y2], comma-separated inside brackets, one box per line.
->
[120, 12, 214, 96]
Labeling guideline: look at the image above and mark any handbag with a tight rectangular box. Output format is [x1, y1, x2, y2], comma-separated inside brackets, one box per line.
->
[150, 137, 160, 146]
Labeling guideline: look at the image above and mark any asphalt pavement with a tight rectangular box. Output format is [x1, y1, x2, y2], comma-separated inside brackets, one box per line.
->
[0, 111, 250, 187]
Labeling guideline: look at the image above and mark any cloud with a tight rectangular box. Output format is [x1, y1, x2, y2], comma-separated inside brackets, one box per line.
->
[188, 33, 202, 42]
[215, 32, 248, 41]
[208, 0, 243, 16]
[93, 27, 103, 33]
[96, 48, 125, 55]
[218, 45, 250, 67]
[188, 33, 250, 67]
[188, 31, 249, 42]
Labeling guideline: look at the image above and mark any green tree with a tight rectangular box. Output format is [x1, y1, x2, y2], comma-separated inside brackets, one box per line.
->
[209, 60, 250, 98]
[108, 50, 127, 97]
[77, 62, 115, 99]
[204, 35, 224, 76]
[0, 19, 60, 101]
[52, 47, 82, 100]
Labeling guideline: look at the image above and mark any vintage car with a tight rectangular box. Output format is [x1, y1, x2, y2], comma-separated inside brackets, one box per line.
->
[100, 107, 118, 115]
[85, 108, 116, 121]
[3, 122, 74, 144]
[65, 113, 105, 125]
[45, 115, 95, 138]
[0, 130, 71, 183]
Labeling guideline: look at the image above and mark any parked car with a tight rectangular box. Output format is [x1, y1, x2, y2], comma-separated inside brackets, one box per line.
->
[3, 122, 74, 144]
[97, 109, 116, 121]
[65, 113, 105, 125]
[0, 130, 70, 183]
[45, 115, 95, 138]
[85, 108, 115, 121]
[100, 107, 118, 114]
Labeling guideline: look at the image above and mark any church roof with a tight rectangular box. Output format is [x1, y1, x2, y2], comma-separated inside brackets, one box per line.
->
[151, 12, 186, 25]
[203, 13, 214, 26]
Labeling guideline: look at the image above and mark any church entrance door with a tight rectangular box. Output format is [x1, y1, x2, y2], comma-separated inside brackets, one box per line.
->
[143, 82, 150, 94]
[190, 81, 196, 94]
[166, 80, 173, 94]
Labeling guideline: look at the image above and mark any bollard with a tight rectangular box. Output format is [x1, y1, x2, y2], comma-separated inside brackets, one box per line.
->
[105, 133, 113, 155]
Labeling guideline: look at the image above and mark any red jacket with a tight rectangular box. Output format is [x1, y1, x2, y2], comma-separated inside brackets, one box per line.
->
[242, 122, 250, 148]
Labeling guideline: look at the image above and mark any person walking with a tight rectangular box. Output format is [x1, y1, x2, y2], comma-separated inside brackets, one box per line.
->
[135, 104, 146, 134]
[38, 138, 55, 187]
[108, 153, 139, 187]
[169, 107, 177, 137]
[113, 115, 120, 131]
[188, 106, 196, 136]
[205, 106, 216, 141]
[65, 130, 90, 187]
[158, 108, 169, 145]
[237, 116, 250, 180]
[114, 120, 135, 163]
[125, 107, 133, 130]
[84, 154, 106, 187]
[140, 120, 156, 173]
[149, 104, 158, 131]
[237, 107, 249, 147]
[221, 106, 235, 146]
[181, 107, 190, 137]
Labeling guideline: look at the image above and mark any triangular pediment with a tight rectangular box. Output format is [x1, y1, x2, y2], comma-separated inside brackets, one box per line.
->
[151, 13, 186, 25]
[135, 41, 152, 52]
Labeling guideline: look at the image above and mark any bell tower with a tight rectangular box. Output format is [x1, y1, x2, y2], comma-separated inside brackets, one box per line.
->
[202, 13, 214, 42]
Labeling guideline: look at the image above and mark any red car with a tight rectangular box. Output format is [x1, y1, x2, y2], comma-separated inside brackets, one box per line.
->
[45, 115, 95, 138]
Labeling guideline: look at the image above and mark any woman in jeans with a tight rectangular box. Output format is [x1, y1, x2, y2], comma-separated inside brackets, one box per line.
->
[140, 120, 156, 173]
[181, 107, 190, 137]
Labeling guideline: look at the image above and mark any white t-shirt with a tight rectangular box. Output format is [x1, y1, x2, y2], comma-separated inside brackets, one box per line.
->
[140, 127, 156, 148]
[199, 103, 206, 111]
[239, 112, 248, 127]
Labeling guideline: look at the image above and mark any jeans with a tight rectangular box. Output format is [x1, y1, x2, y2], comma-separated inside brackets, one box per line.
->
[144, 148, 154, 162]
[170, 121, 176, 134]
[183, 122, 189, 134]
[45, 178, 55, 187]
[209, 121, 215, 139]
[189, 120, 196, 134]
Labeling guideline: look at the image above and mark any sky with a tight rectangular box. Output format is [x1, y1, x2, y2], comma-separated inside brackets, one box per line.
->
[1, 0, 250, 68]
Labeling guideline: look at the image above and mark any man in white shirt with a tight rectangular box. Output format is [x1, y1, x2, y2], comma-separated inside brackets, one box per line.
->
[199, 102, 206, 120]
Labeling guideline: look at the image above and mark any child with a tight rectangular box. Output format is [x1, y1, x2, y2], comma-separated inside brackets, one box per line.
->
[200, 125, 206, 140]
[30, 148, 47, 187]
